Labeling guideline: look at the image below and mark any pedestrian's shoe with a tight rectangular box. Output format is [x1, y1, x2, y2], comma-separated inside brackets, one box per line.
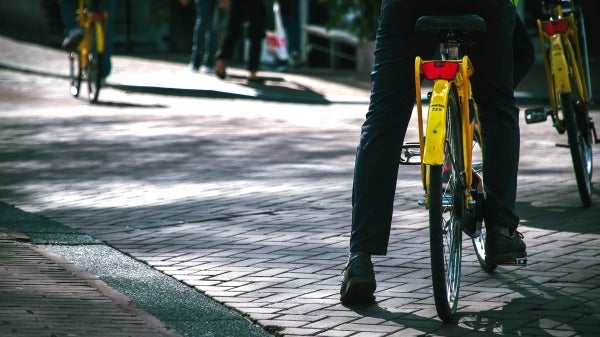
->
[61, 27, 85, 51]
[215, 59, 226, 79]
[189, 61, 200, 72]
[485, 226, 527, 265]
[340, 252, 376, 305]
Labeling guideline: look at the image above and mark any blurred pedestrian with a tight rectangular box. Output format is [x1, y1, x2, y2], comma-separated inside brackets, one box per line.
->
[214, 0, 274, 80]
[57, 0, 116, 80]
[181, 0, 219, 73]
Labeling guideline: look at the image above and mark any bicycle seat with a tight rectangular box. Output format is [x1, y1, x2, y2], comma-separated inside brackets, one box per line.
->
[415, 15, 486, 41]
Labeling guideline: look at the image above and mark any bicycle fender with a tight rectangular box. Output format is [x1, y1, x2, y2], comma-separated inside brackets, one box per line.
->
[550, 34, 571, 94]
[423, 80, 450, 165]
[95, 21, 105, 53]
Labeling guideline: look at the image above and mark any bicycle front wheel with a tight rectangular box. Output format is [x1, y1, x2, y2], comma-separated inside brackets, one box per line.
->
[69, 51, 82, 97]
[562, 91, 593, 207]
[428, 85, 463, 323]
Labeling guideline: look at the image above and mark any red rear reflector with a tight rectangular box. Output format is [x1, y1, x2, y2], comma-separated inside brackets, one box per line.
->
[91, 12, 107, 21]
[421, 61, 459, 81]
[542, 19, 569, 35]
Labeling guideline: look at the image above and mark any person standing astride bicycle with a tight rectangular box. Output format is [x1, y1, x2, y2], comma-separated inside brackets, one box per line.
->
[57, 0, 117, 81]
[340, 0, 534, 305]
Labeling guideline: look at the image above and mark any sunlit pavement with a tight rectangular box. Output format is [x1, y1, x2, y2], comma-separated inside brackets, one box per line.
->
[1, 34, 600, 336]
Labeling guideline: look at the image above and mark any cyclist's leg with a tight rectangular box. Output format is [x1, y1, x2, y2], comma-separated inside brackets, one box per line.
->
[349, 0, 420, 256]
[57, 0, 84, 50]
[466, 0, 526, 263]
[342, 0, 422, 305]
[98, 0, 116, 79]
[513, 15, 535, 88]
[57, 0, 77, 33]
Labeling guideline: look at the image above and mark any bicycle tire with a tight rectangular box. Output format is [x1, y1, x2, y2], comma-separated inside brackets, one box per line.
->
[428, 85, 462, 323]
[562, 90, 593, 207]
[69, 51, 82, 97]
[86, 22, 103, 103]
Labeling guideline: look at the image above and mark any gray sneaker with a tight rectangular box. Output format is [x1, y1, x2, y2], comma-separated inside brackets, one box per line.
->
[340, 252, 376, 304]
[485, 226, 527, 265]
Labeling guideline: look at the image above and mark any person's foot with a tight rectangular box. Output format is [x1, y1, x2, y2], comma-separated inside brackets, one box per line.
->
[203, 66, 215, 74]
[189, 61, 200, 72]
[340, 252, 376, 305]
[485, 226, 527, 265]
[61, 27, 85, 51]
[248, 71, 260, 82]
[289, 52, 303, 68]
[215, 59, 226, 79]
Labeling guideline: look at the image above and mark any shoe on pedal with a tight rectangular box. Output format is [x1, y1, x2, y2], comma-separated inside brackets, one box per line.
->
[61, 27, 85, 51]
[485, 226, 527, 266]
[340, 252, 376, 305]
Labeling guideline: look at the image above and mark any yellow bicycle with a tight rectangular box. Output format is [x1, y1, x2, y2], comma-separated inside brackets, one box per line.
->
[401, 14, 515, 322]
[524, 0, 598, 207]
[69, 0, 107, 103]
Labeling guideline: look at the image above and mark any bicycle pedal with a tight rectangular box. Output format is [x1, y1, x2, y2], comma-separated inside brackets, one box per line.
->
[524, 107, 550, 124]
[400, 142, 421, 165]
[496, 257, 527, 266]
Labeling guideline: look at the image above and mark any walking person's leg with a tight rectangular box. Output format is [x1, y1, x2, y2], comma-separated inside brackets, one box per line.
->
[215, 0, 244, 78]
[189, 0, 205, 71]
[246, 0, 267, 78]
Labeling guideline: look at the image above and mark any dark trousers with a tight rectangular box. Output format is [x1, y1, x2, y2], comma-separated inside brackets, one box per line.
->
[350, 0, 534, 255]
[216, 0, 266, 72]
[279, 0, 300, 55]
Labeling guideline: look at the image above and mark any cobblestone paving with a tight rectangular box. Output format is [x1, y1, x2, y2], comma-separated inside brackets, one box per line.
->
[0, 233, 180, 337]
[1, 35, 600, 336]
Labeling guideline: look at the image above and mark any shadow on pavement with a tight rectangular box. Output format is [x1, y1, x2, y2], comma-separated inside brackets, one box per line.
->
[109, 74, 333, 105]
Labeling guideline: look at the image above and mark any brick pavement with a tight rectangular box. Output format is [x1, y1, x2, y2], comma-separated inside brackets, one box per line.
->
[2, 33, 600, 337]
[0, 230, 181, 337]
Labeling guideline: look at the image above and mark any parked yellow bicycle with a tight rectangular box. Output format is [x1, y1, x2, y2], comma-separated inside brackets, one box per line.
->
[524, 0, 598, 207]
[400, 14, 501, 323]
[69, 0, 107, 103]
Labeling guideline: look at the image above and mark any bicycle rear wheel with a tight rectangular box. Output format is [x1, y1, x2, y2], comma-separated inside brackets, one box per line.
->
[428, 85, 463, 323]
[470, 126, 497, 273]
[86, 22, 103, 103]
[69, 51, 82, 97]
[562, 90, 593, 207]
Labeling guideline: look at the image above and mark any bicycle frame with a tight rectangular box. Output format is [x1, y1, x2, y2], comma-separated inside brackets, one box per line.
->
[537, 2, 590, 119]
[415, 55, 478, 209]
[76, 0, 107, 69]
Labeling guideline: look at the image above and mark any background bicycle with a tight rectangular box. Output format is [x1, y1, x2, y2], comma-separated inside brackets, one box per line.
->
[524, 0, 598, 207]
[60, 0, 115, 103]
